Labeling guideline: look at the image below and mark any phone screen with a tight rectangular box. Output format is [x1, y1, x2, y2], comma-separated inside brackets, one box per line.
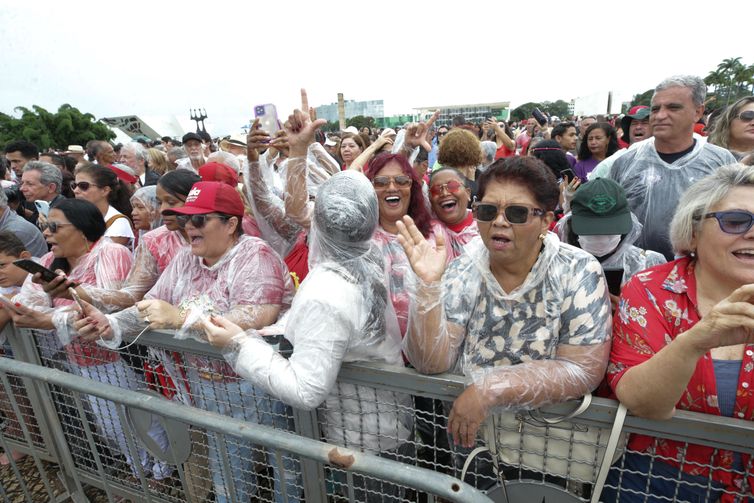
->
[604, 270, 624, 297]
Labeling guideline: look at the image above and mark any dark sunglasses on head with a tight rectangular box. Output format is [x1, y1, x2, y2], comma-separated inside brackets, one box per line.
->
[70, 181, 98, 191]
[372, 175, 412, 189]
[40, 221, 74, 233]
[697, 210, 754, 234]
[736, 110, 754, 123]
[176, 214, 230, 229]
[429, 180, 464, 197]
[472, 202, 545, 224]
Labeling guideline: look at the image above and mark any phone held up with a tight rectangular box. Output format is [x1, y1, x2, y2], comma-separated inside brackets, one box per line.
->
[254, 104, 281, 137]
[13, 259, 78, 287]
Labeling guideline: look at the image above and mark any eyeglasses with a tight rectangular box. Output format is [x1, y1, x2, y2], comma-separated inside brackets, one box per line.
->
[70, 181, 98, 191]
[697, 210, 754, 234]
[372, 175, 412, 189]
[429, 180, 464, 197]
[735, 110, 754, 123]
[438, 131, 448, 137]
[472, 202, 545, 224]
[176, 214, 230, 229]
[40, 221, 74, 233]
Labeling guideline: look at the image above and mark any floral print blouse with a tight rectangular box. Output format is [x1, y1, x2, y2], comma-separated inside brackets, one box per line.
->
[608, 257, 754, 498]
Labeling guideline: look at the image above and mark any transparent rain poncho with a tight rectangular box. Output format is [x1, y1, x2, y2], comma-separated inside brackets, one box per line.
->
[404, 233, 613, 411]
[555, 212, 667, 287]
[98, 235, 295, 378]
[83, 226, 187, 313]
[606, 137, 736, 259]
[14, 239, 133, 365]
[131, 185, 162, 233]
[224, 171, 412, 453]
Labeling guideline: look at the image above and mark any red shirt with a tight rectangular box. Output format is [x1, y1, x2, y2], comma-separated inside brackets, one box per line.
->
[494, 144, 515, 160]
[608, 257, 754, 499]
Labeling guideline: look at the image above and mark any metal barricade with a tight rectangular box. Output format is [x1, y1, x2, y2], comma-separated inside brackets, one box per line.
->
[1, 323, 753, 502]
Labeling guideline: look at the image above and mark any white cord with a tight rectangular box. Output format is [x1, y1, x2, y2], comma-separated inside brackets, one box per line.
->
[99, 322, 151, 351]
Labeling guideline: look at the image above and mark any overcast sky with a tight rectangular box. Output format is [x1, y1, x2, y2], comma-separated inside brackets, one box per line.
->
[1, 0, 751, 136]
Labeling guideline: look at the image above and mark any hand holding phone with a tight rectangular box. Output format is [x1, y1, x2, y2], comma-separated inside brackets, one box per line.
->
[68, 288, 86, 313]
[254, 104, 280, 137]
[0, 296, 23, 315]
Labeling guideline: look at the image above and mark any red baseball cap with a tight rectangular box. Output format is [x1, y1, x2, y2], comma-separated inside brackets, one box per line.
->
[164, 181, 244, 217]
[198, 162, 239, 187]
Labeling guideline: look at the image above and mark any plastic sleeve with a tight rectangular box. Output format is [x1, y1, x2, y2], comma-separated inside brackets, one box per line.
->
[284, 156, 313, 229]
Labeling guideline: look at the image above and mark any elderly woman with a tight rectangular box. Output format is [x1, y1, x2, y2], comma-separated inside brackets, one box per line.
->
[203, 167, 412, 502]
[130, 185, 161, 247]
[75, 181, 297, 503]
[604, 164, 754, 502]
[5, 199, 171, 482]
[396, 156, 612, 448]
[708, 96, 754, 160]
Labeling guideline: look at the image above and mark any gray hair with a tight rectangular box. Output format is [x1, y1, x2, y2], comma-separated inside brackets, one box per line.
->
[23, 161, 63, 193]
[0, 186, 7, 208]
[168, 147, 187, 160]
[207, 151, 241, 174]
[670, 163, 754, 255]
[122, 142, 147, 162]
[480, 141, 497, 166]
[654, 75, 706, 107]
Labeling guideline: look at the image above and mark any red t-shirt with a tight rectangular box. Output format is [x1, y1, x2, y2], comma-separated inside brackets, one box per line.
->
[494, 144, 515, 160]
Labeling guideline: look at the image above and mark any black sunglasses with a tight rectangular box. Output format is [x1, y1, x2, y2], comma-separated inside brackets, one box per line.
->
[736, 110, 754, 123]
[70, 181, 98, 191]
[372, 175, 412, 188]
[39, 221, 74, 233]
[697, 210, 754, 234]
[176, 214, 230, 229]
[472, 203, 545, 224]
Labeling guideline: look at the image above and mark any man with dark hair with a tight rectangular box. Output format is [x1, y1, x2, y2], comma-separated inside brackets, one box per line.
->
[551, 122, 578, 166]
[4, 140, 39, 179]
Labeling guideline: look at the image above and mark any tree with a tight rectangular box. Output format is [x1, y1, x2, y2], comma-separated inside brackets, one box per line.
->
[511, 102, 541, 122]
[0, 104, 114, 150]
[345, 115, 375, 130]
[540, 100, 571, 119]
[630, 89, 654, 109]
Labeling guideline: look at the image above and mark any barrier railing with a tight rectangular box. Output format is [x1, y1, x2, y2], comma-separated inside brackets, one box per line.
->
[1, 323, 752, 502]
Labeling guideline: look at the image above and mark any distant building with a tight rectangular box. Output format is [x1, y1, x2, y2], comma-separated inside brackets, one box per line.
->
[316, 99, 385, 122]
[375, 115, 418, 128]
[415, 101, 511, 126]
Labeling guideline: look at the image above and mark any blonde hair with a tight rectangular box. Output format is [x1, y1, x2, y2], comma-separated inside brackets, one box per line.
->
[669, 163, 754, 255]
[147, 148, 170, 175]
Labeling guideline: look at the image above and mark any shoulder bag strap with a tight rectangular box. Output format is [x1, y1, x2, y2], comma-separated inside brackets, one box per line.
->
[590, 402, 628, 503]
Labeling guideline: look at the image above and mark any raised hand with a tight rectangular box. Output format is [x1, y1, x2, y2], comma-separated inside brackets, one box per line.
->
[687, 284, 754, 355]
[404, 111, 440, 152]
[395, 215, 447, 283]
[247, 118, 271, 163]
[284, 105, 327, 158]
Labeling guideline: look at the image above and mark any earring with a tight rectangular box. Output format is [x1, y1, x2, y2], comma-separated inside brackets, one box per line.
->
[690, 250, 696, 258]
[538, 233, 546, 240]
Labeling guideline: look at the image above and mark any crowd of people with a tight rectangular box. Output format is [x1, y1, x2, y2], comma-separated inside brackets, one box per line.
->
[1, 75, 754, 502]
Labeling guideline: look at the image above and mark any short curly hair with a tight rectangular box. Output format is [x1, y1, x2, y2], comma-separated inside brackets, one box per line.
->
[438, 129, 482, 168]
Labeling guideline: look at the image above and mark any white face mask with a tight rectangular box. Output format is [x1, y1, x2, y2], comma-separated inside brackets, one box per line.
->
[578, 234, 622, 257]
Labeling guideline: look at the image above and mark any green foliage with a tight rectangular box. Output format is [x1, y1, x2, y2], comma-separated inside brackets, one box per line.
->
[0, 104, 114, 150]
[511, 102, 539, 122]
[345, 115, 375, 130]
[512, 100, 571, 122]
[627, 89, 654, 112]
[704, 57, 754, 110]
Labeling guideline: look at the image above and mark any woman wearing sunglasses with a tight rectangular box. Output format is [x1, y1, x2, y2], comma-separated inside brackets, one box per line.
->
[73, 181, 298, 503]
[6, 199, 171, 481]
[72, 163, 134, 248]
[708, 96, 754, 160]
[603, 164, 754, 502]
[364, 153, 438, 338]
[43, 170, 200, 313]
[427, 168, 478, 259]
[395, 156, 612, 449]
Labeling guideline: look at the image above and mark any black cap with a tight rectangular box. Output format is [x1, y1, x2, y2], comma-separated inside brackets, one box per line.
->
[182, 132, 202, 144]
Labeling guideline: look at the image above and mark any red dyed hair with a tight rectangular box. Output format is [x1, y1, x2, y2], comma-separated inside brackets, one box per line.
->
[364, 153, 432, 237]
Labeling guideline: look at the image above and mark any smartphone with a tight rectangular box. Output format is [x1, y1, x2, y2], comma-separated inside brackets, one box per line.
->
[0, 296, 23, 314]
[13, 259, 60, 283]
[254, 104, 280, 137]
[68, 288, 86, 312]
[34, 200, 50, 218]
[532, 108, 548, 127]
[604, 270, 624, 297]
[560, 168, 576, 182]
